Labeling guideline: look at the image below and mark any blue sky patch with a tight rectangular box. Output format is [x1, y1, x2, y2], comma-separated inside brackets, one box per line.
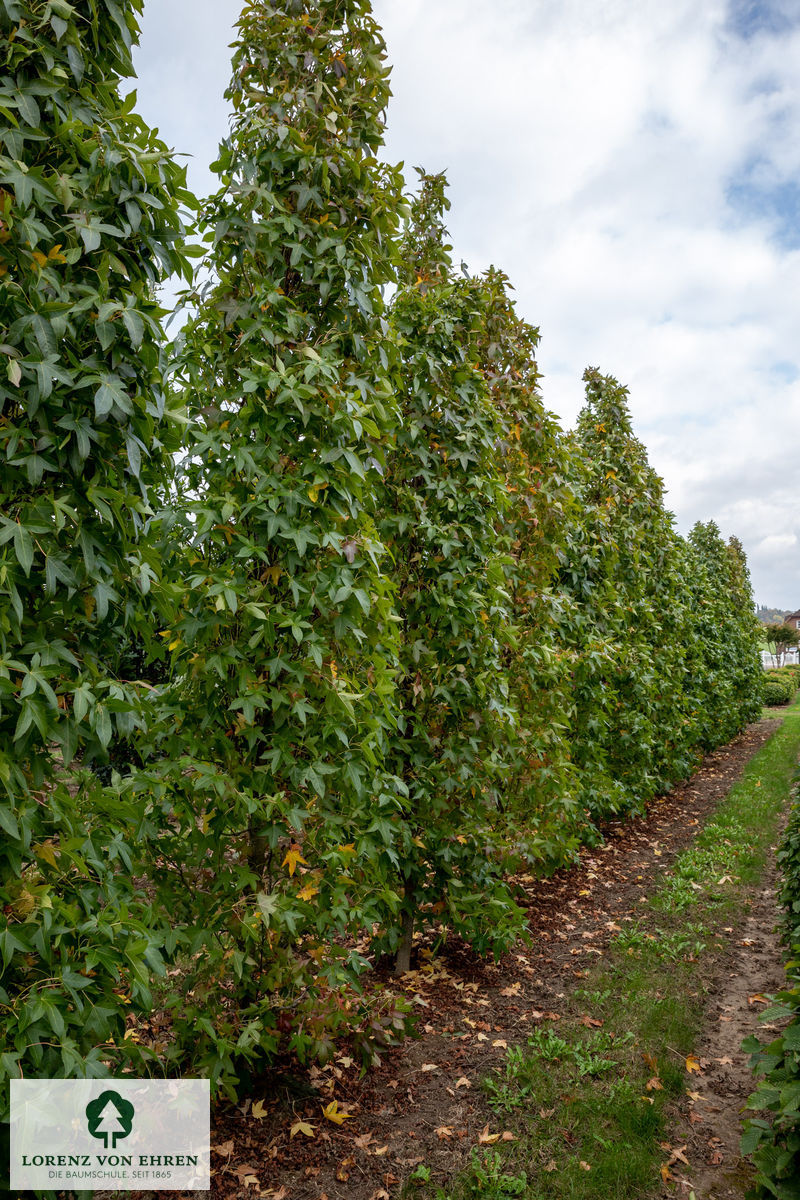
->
[726, 165, 800, 249]
[726, 0, 798, 40]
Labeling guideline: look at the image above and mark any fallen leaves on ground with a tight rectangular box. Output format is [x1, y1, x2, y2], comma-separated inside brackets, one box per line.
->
[322, 1099, 354, 1124]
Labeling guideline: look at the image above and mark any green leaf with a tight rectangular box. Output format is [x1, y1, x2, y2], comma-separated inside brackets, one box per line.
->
[13, 524, 33, 576]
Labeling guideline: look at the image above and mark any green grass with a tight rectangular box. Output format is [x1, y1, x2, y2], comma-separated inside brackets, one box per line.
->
[404, 701, 800, 1200]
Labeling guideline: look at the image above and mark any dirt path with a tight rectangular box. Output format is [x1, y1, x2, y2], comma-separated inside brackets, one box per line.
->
[195, 717, 784, 1200]
[663, 852, 786, 1199]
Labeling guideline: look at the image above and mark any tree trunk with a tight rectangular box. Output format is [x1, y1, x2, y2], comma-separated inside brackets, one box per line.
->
[394, 908, 415, 976]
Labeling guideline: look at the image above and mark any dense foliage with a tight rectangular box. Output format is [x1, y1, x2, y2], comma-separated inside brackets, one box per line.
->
[127, 0, 412, 1090]
[376, 174, 524, 973]
[0, 0, 767, 1110]
[0, 0, 192, 1108]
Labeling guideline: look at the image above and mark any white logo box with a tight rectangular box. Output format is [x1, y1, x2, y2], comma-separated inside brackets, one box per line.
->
[11, 1079, 210, 1191]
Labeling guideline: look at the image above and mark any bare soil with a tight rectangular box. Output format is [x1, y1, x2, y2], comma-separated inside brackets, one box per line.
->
[129, 717, 787, 1200]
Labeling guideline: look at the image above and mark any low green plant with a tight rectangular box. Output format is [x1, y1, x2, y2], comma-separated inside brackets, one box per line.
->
[764, 675, 795, 706]
[431, 1149, 527, 1200]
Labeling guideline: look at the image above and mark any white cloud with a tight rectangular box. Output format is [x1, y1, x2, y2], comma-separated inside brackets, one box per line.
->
[133, 0, 800, 605]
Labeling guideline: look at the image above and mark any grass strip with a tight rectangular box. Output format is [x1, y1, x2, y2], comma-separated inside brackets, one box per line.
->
[405, 702, 800, 1200]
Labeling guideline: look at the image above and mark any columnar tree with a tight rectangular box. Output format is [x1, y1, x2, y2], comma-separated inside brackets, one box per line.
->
[376, 173, 524, 973]
[688, 523, 762, 743]
[0, 0, 192, 1096]
[139, 0, 409, 1086]
[476, 266, 579, 868]
[557, 370, 699, 823]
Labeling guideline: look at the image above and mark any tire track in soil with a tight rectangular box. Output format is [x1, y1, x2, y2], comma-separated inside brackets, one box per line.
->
[143, 717, 784, 1200]
[663, 848, 786, 1199]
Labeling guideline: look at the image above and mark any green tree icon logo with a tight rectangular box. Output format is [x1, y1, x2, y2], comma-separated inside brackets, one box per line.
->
[85, 1090, 135, 1149]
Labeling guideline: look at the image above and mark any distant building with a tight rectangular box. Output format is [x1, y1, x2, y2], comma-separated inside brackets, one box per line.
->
[786, 610, 800, 632]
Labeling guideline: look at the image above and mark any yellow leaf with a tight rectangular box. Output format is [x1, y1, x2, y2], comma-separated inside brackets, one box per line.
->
[322, 1100, 353, 1125]
[290, 1119, 315, 1138]
[32, 250, 48, 268]
[478, 1126, 500, 1145]
[685, 1055, 701, 1074]
[251, 1099, 267, 1120]
[48, 244, 67, 263]
[168, 638, 181, 651]
[33, 842, 58, 868]
[263, 564, 281, 585]
[307, 486, 319, 503]
[282, 845, 308, 876]
[412, 836, 426, 849]
[297, 881, 318, 902]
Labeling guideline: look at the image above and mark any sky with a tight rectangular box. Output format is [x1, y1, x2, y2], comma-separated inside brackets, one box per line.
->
[132, 0, 800, 608]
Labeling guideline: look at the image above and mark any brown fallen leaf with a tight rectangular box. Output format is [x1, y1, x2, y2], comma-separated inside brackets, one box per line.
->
[212, 1139, 234, 1158]
[234, 1165, 260, 1184]
[251, 1098, 268, 1120]
[580, 1015, 604, 1028]
[455, 1076, 471, 1089]
[436, 1127, 454, 1140]
[669, 1145, 690, 1166]
[544, 1160, 557, 1172]
[354, 1132, 374, 1150]
[478, 1126, 501, 1144]
[716, 1056, 734, 1065]
[660, 1164, 673, 1182]
[709, 1150, 724, 1165]
[374, 1146, 389, 1156]
[420, 1063, 439, 1072]
[579, 1161, 592, 1171]
[336, 1156, 355, 1182]
[645, 1076, 663, 1091]
[368, 1191, 390, 1200]
[492, 1039, 508, 1049]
